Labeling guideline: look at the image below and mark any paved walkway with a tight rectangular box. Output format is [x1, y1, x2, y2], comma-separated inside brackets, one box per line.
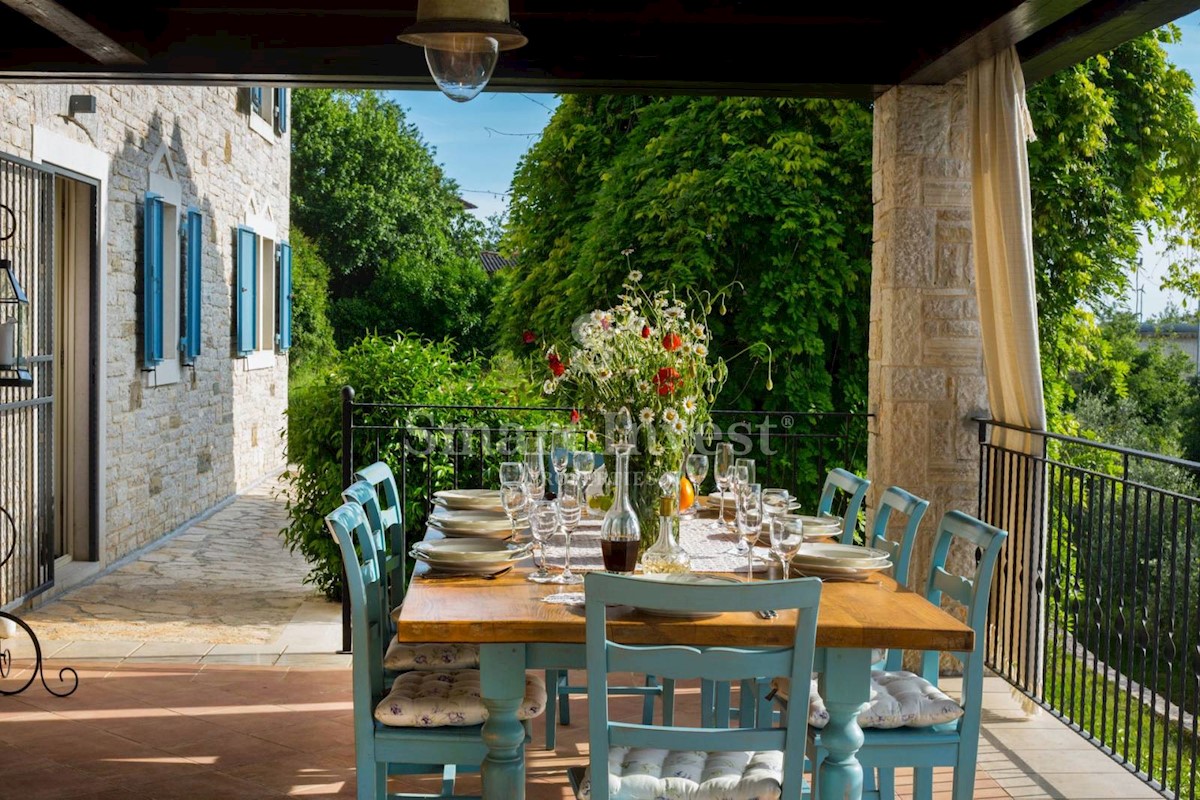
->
[12, 472, 346, 668]
[0, 477, 1166, 798]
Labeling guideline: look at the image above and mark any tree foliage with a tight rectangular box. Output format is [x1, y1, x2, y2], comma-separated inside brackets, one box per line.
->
[287, 229, 338, 376]
[290, 89, 494, 353]
[496, 96, 874, 416]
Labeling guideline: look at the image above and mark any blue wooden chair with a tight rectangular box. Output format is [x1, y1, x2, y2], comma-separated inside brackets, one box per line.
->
[807, 510, 1009, 800]
[353, 462, 408, 604]
[575, 572, 822, 800]
[816, 468, 871, 545]
[327, 500, 492, 800]
[868, 486, 929, 592]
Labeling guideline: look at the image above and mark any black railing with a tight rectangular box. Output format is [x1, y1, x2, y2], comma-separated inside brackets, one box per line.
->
[339, 387, 870, 650]
[979, 418, 1200, 799]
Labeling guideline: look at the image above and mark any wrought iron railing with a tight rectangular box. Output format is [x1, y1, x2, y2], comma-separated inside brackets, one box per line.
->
[978, 418, 1200, 799]
[338, 387, 871, 649]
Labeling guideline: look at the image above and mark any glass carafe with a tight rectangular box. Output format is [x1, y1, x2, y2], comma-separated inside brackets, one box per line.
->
[599, 409, 640, 573]
[641, 471, 691, 575]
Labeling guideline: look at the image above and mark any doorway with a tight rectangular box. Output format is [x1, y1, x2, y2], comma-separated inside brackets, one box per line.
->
[53, 173, 98, 563]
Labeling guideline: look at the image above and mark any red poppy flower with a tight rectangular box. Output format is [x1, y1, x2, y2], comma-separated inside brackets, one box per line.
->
[641, 325, 651, 339]
[570, 409, 581, 424]
[549, 360, 565, 377]
[522, 330, 536, 344]
[662, 332, 682, 352]
[653, 367, 681, 395]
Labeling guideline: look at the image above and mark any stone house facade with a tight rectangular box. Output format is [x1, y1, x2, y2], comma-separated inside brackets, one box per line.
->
[0, 85, 291, 605]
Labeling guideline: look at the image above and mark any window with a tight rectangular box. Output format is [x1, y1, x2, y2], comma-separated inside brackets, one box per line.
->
[235, 209, 291, 369]
[143, 159, 202, 386]
[246, 87, 288, 141]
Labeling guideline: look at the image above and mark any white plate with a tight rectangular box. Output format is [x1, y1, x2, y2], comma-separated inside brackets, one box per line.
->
[793, 543, 891, 569]
[794, 562, 890, 581]
[433, 489, 503, 511]
[412, 540, 531, 562]
[427, 520, 517, 540]
[428, 510, 515, 531]
[412, 557, 517, 576]
[630, 574, 743, 619]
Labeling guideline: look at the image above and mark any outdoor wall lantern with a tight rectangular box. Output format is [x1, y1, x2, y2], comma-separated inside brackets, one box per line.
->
[398, 0, 527, 103]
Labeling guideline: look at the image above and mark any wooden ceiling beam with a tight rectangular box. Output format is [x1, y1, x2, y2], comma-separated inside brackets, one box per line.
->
[1, 0, 144, 65]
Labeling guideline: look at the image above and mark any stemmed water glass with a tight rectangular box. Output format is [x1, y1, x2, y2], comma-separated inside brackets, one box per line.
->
[684, 453, 708, 518]
[500, 482, 529, 542]
[528, 500, 560, 583]
[770, 513, 805, 579]
[735, 457, 756, 487]
[736, 483, 763, 581]
[499, 461, 524, 489]
[714, 443, 734, 528]
[554, 476, 584, 585]
[729, 465, 752, 554]
[551, 429, 572, 498]
[762, 488, 791, 539]
[524, 436, 546, 502]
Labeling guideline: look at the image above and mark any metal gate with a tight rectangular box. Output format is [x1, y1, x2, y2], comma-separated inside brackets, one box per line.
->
[0, 152, 55, 608]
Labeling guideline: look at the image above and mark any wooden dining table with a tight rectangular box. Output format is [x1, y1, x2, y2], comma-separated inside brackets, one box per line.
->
[395, 518, 974, 800]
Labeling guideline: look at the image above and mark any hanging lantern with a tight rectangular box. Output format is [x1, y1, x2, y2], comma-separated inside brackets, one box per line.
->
[0, 258, 32, 388]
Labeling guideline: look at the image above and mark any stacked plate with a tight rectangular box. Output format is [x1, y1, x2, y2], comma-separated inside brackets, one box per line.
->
[792, 542, 892, 581]
[433, 488, 504, 513]
[410, 539, 532, 576]
[428, 507, 524, 539]
[702, 493, 801, 511]
[791, 515, 843, 541]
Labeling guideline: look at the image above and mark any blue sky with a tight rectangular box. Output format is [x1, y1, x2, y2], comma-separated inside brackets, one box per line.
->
[393, 11, 1200, 315]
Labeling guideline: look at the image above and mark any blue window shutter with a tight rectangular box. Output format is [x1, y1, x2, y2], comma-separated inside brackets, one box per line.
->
[274, 89, 288, 134]
[236, 226, 258, 356]
[184, 209, 203, 363]
[143, 193, 164, 368]
[250, 86, 263, 113]
[277, 241, 292, 352]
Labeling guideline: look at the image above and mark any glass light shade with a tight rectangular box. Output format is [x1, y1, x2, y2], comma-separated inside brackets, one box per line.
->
[423, 34, 499, 102]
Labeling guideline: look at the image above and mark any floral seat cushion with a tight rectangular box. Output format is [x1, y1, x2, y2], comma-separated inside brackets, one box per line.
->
[383, 640, 480, 671]
[0, 616, 17, 639]
[576, 748, 783, 800]
[374, 669, 546, 728]
[772, 670, 964, 729]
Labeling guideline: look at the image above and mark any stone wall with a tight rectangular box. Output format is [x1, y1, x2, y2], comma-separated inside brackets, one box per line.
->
[0, 84, 289, 568]
[868, 79, 988, 589]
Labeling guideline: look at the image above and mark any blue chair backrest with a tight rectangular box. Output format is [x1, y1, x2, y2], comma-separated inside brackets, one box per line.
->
[342, 479, 401, 638]
[583, 573, 822, 800]
[326, 502, 387, 723]
[919, 510, 1008, 730]
[817, 468, 871, 544]
[868, 486, 930, 589]
[352, 461, 408, 602]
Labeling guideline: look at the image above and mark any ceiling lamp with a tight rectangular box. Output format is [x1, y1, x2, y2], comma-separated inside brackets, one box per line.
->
[398, 0, 527, 103]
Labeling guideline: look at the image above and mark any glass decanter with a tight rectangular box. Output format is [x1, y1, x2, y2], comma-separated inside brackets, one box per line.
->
[640, 471, 691, 575]
[599, 408, 640, 573]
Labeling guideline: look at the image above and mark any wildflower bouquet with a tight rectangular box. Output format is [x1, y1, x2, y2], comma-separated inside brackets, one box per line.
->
[542, 270, 732, 538]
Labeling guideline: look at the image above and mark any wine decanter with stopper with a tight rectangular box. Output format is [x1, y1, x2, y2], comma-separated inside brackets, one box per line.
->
[599, 407, 640, 573]
[640, 470, 692, 575]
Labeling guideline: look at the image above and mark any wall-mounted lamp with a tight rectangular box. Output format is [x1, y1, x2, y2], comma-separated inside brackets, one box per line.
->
[68, 94, 96, 116]
[398, 0, 527, 103]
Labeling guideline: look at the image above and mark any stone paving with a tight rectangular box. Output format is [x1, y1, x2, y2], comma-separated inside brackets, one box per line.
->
[12, 472, 346, 666]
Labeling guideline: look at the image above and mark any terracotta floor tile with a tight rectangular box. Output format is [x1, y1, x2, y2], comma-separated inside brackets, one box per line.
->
[131, 769, 289, 799]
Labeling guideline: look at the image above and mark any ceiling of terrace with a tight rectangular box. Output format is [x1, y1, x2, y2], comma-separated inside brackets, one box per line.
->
[0, 0, 1197, 96]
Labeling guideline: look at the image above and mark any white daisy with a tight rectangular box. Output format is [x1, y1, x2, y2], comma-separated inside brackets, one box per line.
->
[543, 379, 558, 395]
[671, 418, 687, 435]
[691, 323, 706, 338]
[637, 380, 652, 394]
[639, 407, 656, 425]
[627, 270, 643, 283]
[682, 397, 698, 415]
[665, 305, 686, 319]
[693, 343, 708, 357]
[586, 430, 598, 444]
[648, 442, 664, 457]
[596, 367, 613, 381]
[662, 408, 679, 424]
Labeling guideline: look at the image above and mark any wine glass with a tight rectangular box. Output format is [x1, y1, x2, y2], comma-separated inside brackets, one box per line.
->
[729, 465, 752, 554]
[573, 449, 594, 481]
[771, 513, 805, 578]
[762, 488, 791, 539]
[714, 443, 734, 528]
[554, 476, 584, 585]
[526, 499, 557, 583]
[499, 461, 524, 488]
[551, 429, 572, 498]
[735, 457, 756, 486]
[524, 435, 546, 501]
[500, 483, 528, 541]
[684, 452, 708, 518]
[528, 500, 560, 583]
[736, 484, 763, 581]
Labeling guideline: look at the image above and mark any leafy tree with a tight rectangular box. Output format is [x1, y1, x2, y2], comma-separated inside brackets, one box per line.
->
[1026, 27, 1200, 418]
[497, 96, 874, 417]
[287, 229, 337, 376]
[290, 89, 494, 352]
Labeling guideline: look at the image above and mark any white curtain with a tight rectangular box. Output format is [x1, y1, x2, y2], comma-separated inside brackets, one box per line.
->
[968, 48, 1047, 695]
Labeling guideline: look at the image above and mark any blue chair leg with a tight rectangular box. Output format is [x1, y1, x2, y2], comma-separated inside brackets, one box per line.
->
[642, 675, 659, 725]
[440, 764, 456, 796]
[661, 678, 675, 726]
[558, 671, 571, 725]
[877, 767, 896, 799]
[544, 669, 559, 750]
[913, 766, 934, 800]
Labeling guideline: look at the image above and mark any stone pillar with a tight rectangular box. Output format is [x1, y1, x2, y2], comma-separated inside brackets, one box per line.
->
[868, 80, 988, 591]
